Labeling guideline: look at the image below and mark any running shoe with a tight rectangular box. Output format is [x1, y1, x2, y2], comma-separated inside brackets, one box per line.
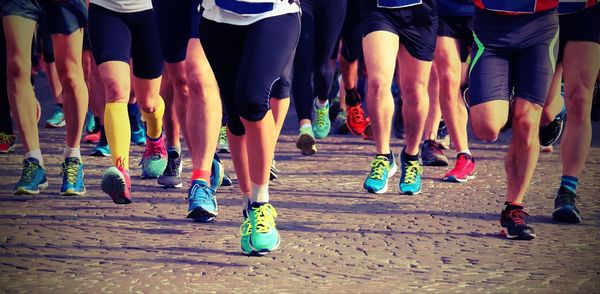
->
[362, 123, 373, 140]
[436, 120, 450, 150]
[210, 157, 224, 189]
[332, 110, 349, 135]
[399, 153, 423, 195]
[157, 149, 183, 188]
[83, 131, 100, 144]
[187, 179, 218, 222]
[217, 126, 230, 153]
[500, 204, 536, 240]
[346, 104, 370, 136]
[248, 202, 280, 255]
[13, 158, 48, 195]
[312, 99, 331, 139]
[222, 171, 233, 186]
[101, 158, 131, 204]
[329, 95, 341, 123]
[131, 113, 146, 146]
[296, 125, 317, 155]
[240, 213, 257, 255]
[84, 111, 95, 134]
[60, 157, 86, 196]
[421, 140, 449, 166]
[45, 105, 66, 128]
[91, 140, 111, 157]
[363, 154, 397, 194]
[0, 132, 16, 153]
[552, 186, 582, 223]
[539, 105, 566, 147]
[270, 159, 278, 180]
[444, 153, 476, 183]
[141, 135, 168, 179]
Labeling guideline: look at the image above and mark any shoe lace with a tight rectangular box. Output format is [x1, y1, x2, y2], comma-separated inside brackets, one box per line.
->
[253, 203, 277, 234]
[347, 105, 365, 124]
[218, 127, 228, 144]
[144, 140, 164, 158]
[403, 161, 423, 184]
[508, 209, 529, 225]
[19, 160, 37, 184]
[240, 218, 252, 236]
[369, 156, 390, 180]
[0, 132, 14, 144]
[60, 160, 80, 184]
[315, 107, 328, 128]
[557, 188, 577, 206]
[425, 140, 443, 155]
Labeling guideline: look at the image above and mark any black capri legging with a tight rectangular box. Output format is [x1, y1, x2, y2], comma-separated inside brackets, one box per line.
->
[199, 13, 300, 136]
[88, 3, 163, 79]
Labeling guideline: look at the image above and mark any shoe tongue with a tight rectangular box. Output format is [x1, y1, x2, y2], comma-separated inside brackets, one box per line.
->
[191, 179, 209, 186]
[251, 202, 267, 209]
[25, 157, 40, 165]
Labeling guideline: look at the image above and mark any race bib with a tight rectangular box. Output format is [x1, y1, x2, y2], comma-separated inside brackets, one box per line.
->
[377, 0, 423, 9]
[481, 0, 536, 13]
[558, 0, 589, 13]
[215, 0, 276, 15]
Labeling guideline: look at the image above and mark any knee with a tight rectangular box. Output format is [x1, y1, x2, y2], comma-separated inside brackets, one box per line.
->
[470, 112, 501, 142]
[367, 76, 392, 99]
[402, 81, 429, 106]
[565, 87, 592, 124]
[103, 79, 129, 103]
[512, 107, 541, 145]
[6, 59, 29, 82]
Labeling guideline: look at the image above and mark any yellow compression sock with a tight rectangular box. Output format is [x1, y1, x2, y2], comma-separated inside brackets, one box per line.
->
[141, 97, 165, 140]
[105, 102, 131, 169]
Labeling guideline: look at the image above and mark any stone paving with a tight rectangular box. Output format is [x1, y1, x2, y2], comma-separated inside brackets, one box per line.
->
[1, 75, 600, 293]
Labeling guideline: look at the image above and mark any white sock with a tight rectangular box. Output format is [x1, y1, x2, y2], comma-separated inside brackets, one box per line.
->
[63, 145, 82, 159]
[458, 149, 471, 156]
[315, 98, 328, 109]
[300, 123, 312, 129]
[251, 183, 269, 204]
[25, 149, 44, 166]
[242, 192, 251, 212]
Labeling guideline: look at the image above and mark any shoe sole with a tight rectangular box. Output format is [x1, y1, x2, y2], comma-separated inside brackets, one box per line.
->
[400, 187, 422, 195]
[444, 174, 475, 183]
[250, 235, 281, 256]
[187, 208, 218, 222]
[422, 159, 449, 167]
[296, 134, 316, 155]
[101, 168, 131, 204]
[61, 188, 87, 196]
[45, 121, 66, 128]
[217, 148, 230, 154]
[91, 150, 110, 157]
[13, 181, 49, 195]
[157, 178, 183, 188]
[211, 160, 225, 189]
[552, 207, 582, 223]
[504, 231, 536, 240]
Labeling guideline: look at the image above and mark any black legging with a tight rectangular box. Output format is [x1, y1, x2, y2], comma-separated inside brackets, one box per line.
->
[0, 21, 13, 134]
[199, 13, 300, 136]
[292, 0, 347, 122]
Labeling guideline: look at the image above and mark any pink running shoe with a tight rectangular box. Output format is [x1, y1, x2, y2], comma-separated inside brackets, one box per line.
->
[444, 153, 475, 183]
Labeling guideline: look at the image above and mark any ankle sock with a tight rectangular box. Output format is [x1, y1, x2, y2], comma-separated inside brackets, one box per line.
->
[402, 149, 419, 161]
[25, 149, 44, 166]
[345, 88, 361, 106]
[315, 98, 328, 109]
[560, 175, 578, 193]
[376, 153, 394, 163]
[251, 183, 269, 203]
[63, 145, 81, 159]
[191, 169, 211, 184]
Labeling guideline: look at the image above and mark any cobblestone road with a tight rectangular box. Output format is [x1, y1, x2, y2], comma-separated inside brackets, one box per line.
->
[1, 75, 599, 293]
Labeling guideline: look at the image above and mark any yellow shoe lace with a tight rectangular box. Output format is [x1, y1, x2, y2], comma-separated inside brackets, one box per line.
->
[403, 161, 423, 184]
[369, 156, 390, 180]
[60, 160, 79, 184]
[240, 218, 252, 236]
[315, 107, 328, 128]
[0, 132, 14, 144]
[252, 203, 278, 234]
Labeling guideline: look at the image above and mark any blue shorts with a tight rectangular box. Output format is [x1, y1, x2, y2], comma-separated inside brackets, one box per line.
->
[360, 0, 438, 62]
[152, 0, 202, 63]
[40, 0, 87, 35]
[437, 15, 473, 62]
[558, 4, 600, 63]
[0, 0, 42, 21]
[468, 9, 559, 107]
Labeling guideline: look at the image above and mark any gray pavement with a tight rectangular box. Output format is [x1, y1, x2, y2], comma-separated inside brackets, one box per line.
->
[1, 75, 600, 293]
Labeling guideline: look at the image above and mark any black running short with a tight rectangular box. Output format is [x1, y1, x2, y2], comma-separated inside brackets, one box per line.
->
[437, 15, 473, 62]
[557, 4, 600, 63]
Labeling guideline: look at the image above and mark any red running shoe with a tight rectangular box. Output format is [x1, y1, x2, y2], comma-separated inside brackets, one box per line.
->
[83, 131, 100, 144]
[101, 157, 132, 204]
[346, 104, 370, 136]
[444, 153, 475, 183]
[0, 132, 16, 153]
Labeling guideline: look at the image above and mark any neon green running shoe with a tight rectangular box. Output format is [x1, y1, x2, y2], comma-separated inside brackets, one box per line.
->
[312, 99, 331, 139]
[363, 154, 397, 194]
[248, 202, 280, 255]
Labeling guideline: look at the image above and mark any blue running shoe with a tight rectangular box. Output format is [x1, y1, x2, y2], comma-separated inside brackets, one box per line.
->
[248, 202, 280, 255]
[312, 99, 331, 139]
[91, 141, 111, 157]
[60, 157, 86, 196]
[14, 158, 48, 195]
[552, 186, 582, 223]
[131, 112, 147, 146]
[84, 111, 96, 134]
[363, 154, 397, 194]
[399, 152, 423, 195]
[187, 179, 218, 222]
[45, 105, 65, 128]
[210, 154, 224, 189]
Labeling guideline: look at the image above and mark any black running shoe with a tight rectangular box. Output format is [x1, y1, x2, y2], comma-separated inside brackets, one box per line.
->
[540, 107, 566, 147]
[270, 159, 278, 180]
[421, 140, 448, 166]
[157, 150, 183, 188]
[222, 171, 232, 186]
[552, 186, 581, 223]
[500, 204, 536, 240]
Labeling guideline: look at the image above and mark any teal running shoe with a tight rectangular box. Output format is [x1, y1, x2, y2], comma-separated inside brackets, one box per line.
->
[141, 135, 168, 179]
[240, 210, 258, 255]
[131, 113, 146, 146]
[60, 157, 86, 196]
[248, 202, 280, 255]
[91, 141, 111, 157]
[312, 99, 331, 139]
[84, 111, 96, 134]
[217, 126, 230, 153]
[296, 125, 317, 155]
[363, 154, 397, 194]
[45, 105, 65, 128]
[187, 179, 218, 222]
[211, 154, 225, 189]
[399, 153, 424, 195]
[14, 158, 48, 195]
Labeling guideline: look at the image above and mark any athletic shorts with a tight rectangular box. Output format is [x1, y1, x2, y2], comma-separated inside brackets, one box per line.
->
[152, 0, 201, 63]
[437, 15, 473, 62]
[88, 3, 163, 79]
[0, 0, 42, 21]
[40, 0, 87, 35]
[468, 9, 559, 107]
[557, 4, 600, 63]
[360, 0, 438, 62]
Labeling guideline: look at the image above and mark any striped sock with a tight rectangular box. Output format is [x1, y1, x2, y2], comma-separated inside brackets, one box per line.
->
[560, 175, 578, 193]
